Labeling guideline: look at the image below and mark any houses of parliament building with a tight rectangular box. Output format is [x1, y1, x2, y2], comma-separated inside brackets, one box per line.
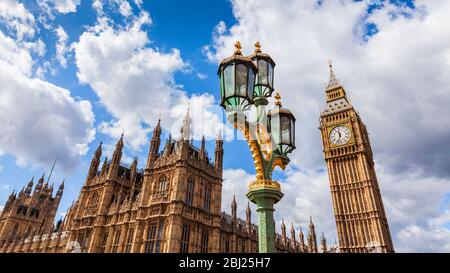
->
[0, 65, 393, 253]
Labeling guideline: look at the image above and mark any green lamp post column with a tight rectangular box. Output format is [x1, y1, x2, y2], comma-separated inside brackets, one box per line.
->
[218, 41, 296, 253]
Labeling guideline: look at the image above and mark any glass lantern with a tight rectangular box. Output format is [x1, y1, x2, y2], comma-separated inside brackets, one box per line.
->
[251, 43, 275, 99]
[267, 107, 296, 155]
[218, 58, 257, 112]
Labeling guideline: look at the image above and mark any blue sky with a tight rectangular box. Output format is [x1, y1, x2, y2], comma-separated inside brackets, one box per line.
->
[1, 0, 449, 252]
[0, 0, 252, 216]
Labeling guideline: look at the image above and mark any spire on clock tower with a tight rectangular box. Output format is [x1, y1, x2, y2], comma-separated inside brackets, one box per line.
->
[322, 61, 352, 115]
[326, 60, 342, 91]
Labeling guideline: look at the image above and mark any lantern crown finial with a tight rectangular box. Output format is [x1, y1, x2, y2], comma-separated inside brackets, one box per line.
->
[234, 41, 242, 56]
[275, 92, 282, 107]
[255, 41, 262, 53]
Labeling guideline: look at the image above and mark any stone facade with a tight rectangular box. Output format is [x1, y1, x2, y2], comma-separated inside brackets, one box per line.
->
[0, 173, 64, 253]
[0, 110, 329, 253]
[319, 64, 394, 253]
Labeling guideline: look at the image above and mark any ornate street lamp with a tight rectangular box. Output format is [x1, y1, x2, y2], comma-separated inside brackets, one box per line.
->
[218, 41, 296, 253]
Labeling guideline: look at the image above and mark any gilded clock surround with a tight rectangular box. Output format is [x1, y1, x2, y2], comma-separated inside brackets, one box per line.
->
[327, 123, 355, 148]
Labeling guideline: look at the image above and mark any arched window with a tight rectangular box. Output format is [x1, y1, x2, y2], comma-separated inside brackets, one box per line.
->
[157, 176, 168, 196]
[9, 224, 19, 242]
[90, 192, 99, 207]
[125, 228, 134, 253]
[203, 184, 212, 212]
[99, 230, 109, 253]
[200, 230, 209, 253]
[145, 223, 158, 253]
[111, 228, 121, 253]
[179, 224, 190, 253]
[185, 177, 194, 206]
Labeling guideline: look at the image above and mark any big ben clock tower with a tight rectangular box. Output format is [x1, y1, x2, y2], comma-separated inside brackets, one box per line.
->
[319, 63, 394, 253]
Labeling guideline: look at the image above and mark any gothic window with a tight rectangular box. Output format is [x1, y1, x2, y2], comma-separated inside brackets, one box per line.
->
[90, 192, 99, 207]
[16, 205, 28, 216]
[203, 184, 212, 212]
[224, 236, 230, 253]
[9, 224, 18, 242]
[111, 228, 121, 253]
[86, 192, 100, 214]
[145, 224, 158, 253]
[200, 230, 209, 253]
[39, 194, 46, 203]
[99, 231, 109, 253]
[24, 226, 31, 239]
[77, 229, 91, 253]
[180, 225, 190, 253]
[156, 175, 168, 196]
[185, 177, 195, 206]
[30, 208, 40, 218]
[124, 228, 134, 253]
[110, 194, 117, 205]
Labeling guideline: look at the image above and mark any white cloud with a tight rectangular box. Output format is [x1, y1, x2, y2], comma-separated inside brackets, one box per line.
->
[397, 225, 450, 253]
[208, 0, 450, 252]
[0, 31, 34, 75]
[55, 25, 71, 67]
[75, 9, 227, 151]
[0, 55, 95, 171]
[222, 168, 255, 218]
[0, 6, 95, 172]
[53, 0, 80, 14]
[0, 0, 35, 40]
[196, 72, 207, 80]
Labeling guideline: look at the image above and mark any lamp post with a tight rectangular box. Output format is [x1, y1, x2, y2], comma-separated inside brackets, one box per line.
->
[218, 41, 296, 253]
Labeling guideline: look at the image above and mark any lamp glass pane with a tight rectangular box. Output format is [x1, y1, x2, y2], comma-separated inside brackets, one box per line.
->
[258, 59, 268, 85]
[268, 63, 274, 88]
[271, 114, 280, 146]
[220, 71, 225, 98]
[281, 115, 290, 144]
[291, 119, 295, 146]
[236, 64, 248, 97]
[247, 68, 255, 101]
[224, 64, 234, 98]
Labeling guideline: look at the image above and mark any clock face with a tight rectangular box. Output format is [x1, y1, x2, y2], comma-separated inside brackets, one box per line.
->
[329, 126, 351, 145]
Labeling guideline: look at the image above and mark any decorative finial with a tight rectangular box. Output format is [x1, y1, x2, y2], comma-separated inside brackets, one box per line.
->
[234, 41, 242, 55]
[274, 92, 282, 107]
[254, 41, 262, 53]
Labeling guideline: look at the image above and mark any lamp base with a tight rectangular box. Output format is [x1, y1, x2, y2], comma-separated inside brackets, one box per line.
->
[246, 187, 284, 253]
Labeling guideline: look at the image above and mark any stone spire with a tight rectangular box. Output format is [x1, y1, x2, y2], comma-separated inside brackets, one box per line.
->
[299, 227, 306, 253]
[35, 173, 45, 192]
[146, 119, 161, 171]
[326, 60, 342, 91]
[24, 177, 34, 196]
[246, 202, 251, 225]
[290, 223, 296, 245]
[308, 216, 318, 253]
[200, 135, 207, 160]
[130, 157, 138, 181]
[214, 130, 224, 175]
[281, 219, 287, 243]
[180, 107, 191, 141]
[321, 232, 327, 253]
[231, 194, 237, 222]
[87, 142, 102, 181]
[100, 156, 108, 176]
[56, 180, 64, 198]
[109, 133, 124, 178]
